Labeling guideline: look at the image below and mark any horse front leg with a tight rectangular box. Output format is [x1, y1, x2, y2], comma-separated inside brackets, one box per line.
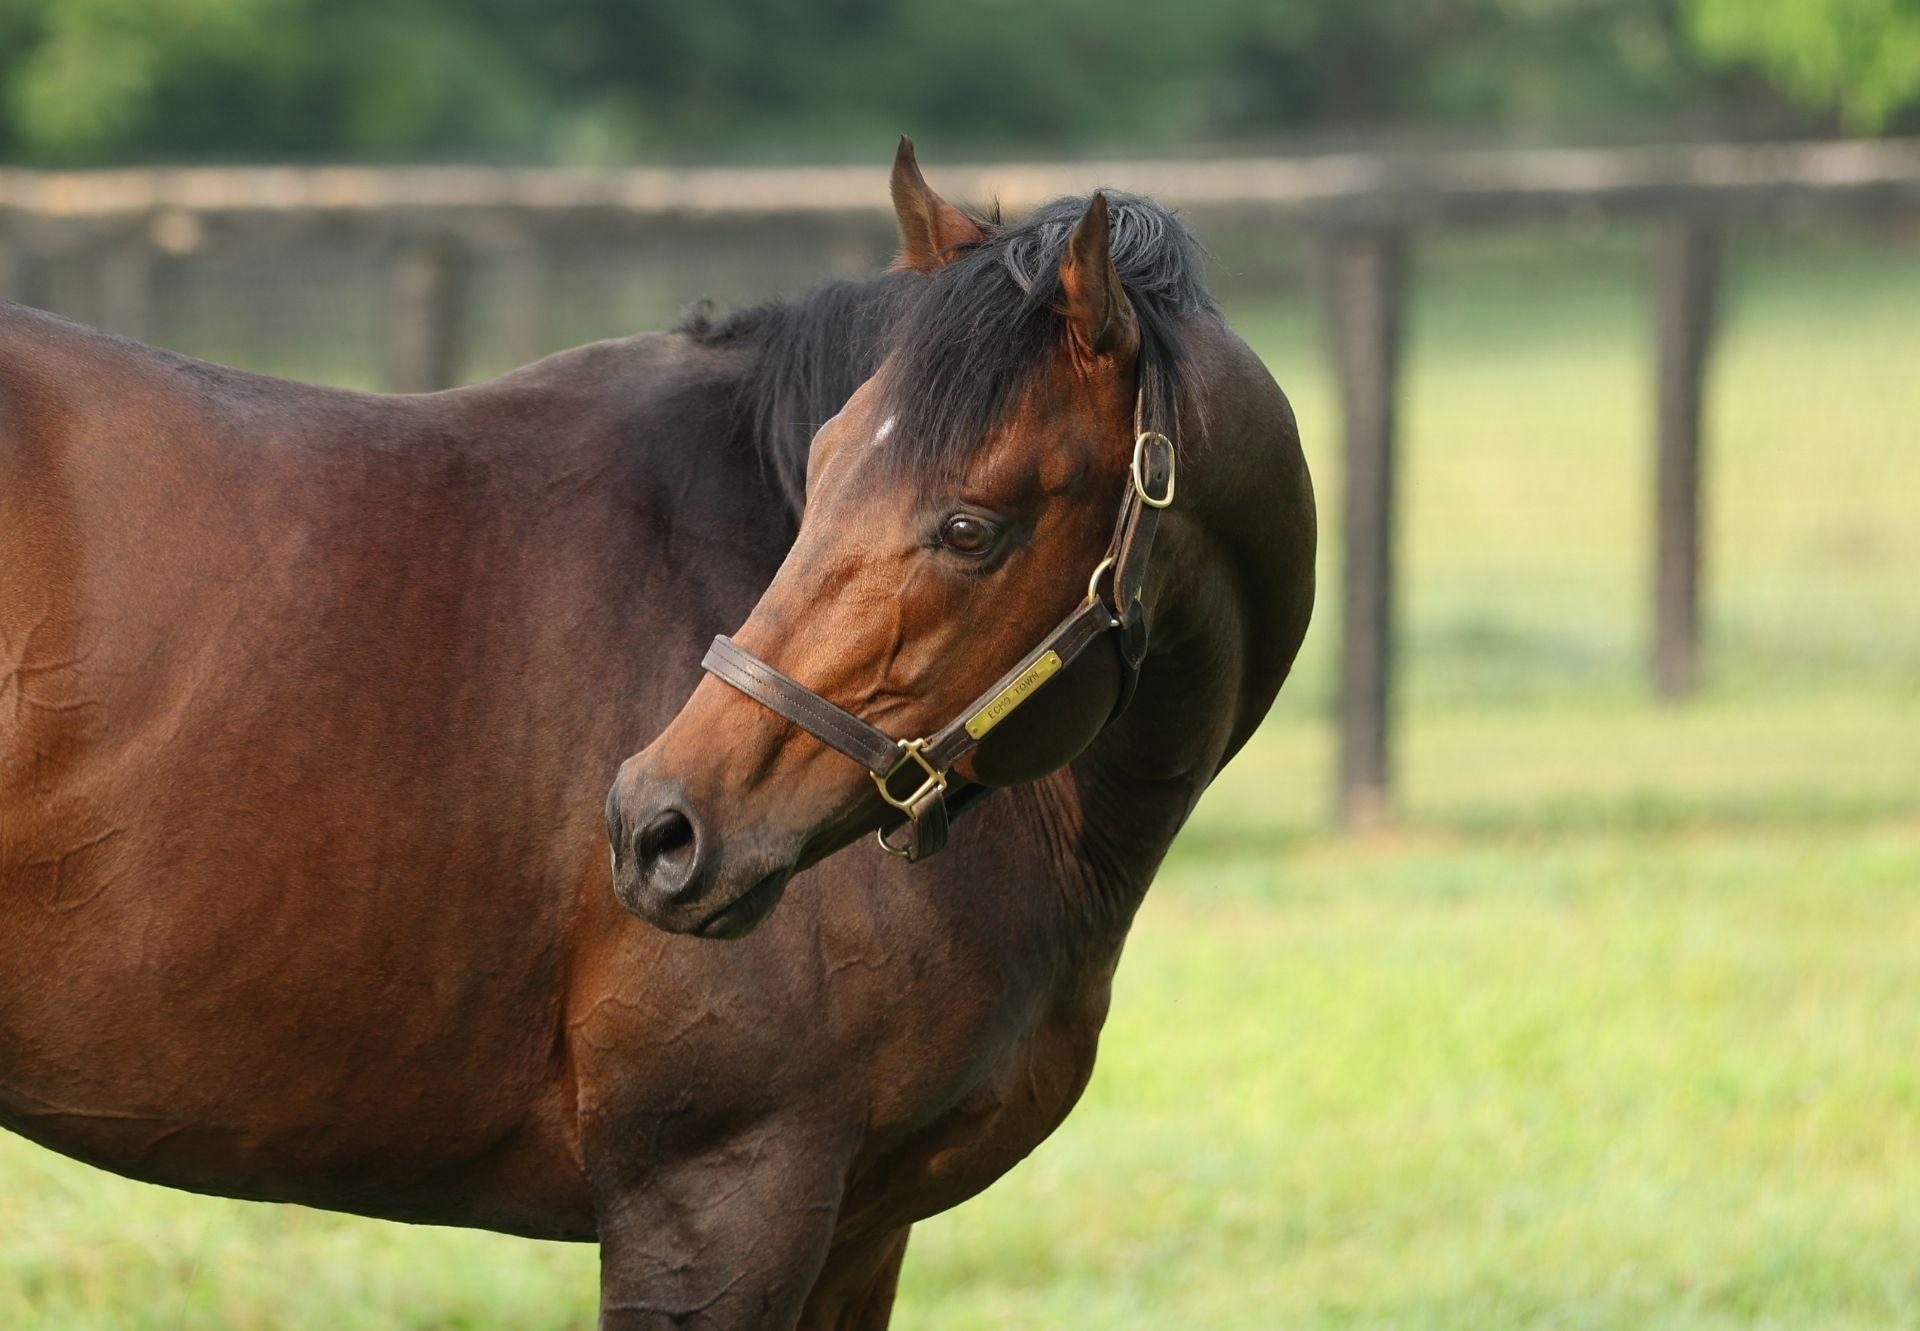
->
[796, 1227, 912, 1331]
[591, 1117, 851, 1331]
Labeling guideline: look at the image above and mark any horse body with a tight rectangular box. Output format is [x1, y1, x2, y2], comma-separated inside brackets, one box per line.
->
[0, 309, 756, 1233]
[0, 148, 1314, 1328]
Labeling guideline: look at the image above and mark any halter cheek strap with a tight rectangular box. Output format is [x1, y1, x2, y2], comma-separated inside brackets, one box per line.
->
[700, 402, 1175, 863]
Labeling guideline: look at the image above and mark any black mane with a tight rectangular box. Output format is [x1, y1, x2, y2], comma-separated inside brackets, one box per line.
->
[677, 191, 1214, 511]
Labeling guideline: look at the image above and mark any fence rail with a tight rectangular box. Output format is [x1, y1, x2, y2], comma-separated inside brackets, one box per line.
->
[4, 139, 1920, 225]
[6, 139, 1919, 825]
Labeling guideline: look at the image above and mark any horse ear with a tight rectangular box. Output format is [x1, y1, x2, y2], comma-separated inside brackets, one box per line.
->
[1058, 192, 1138, 362]
[890, 136, 984, 271]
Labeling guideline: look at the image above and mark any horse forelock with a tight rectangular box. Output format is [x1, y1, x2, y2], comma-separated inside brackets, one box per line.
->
[677, 190, 1216, 511]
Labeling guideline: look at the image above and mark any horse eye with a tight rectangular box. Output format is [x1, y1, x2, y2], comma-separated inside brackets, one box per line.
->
[939, 514, 997, 556]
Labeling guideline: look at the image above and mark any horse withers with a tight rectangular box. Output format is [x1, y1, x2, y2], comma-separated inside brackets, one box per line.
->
[0, 140, 1314, 1328]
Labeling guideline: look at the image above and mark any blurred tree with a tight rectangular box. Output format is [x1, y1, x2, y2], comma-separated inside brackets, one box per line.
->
[1213, 0, 1697, 135]
[0, 0, 551, 161]
[0, 0, 285, 158]
[1686, 0, 1920, 131]
[0, 0, 1908, 164]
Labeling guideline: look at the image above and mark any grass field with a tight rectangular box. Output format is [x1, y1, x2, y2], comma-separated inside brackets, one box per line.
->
[3, 227, 1916, 1327]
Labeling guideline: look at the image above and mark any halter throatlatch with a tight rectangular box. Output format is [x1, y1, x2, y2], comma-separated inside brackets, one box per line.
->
[700, 393, 1176, 863]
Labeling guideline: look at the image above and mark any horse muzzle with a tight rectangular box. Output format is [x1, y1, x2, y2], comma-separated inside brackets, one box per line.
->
[606, 764, 795, 938]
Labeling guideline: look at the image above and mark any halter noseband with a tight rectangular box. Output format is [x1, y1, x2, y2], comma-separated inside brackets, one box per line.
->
[700, 395, 1176, 863]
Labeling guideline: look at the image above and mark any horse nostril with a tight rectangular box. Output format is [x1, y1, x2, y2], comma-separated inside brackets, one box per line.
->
[634, 807, 698, 889]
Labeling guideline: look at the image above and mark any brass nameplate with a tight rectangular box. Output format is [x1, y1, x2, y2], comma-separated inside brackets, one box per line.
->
[965, 651, 1063, 740]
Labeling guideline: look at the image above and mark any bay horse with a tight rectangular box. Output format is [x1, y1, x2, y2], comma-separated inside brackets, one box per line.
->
[0, 140, 1314, 1327]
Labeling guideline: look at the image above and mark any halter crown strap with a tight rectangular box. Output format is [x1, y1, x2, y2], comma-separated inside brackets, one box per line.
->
[700, 393, 1175, 863]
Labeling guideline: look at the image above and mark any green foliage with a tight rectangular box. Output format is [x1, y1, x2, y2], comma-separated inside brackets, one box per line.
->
[0, 0, 284, 158]
[0, 0, 1909, 165]
[0, 0, 561, 162]
[1687, 0, 1920, 131]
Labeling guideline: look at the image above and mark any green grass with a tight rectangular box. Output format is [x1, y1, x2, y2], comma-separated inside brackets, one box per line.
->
[904, 832, 1920, 1330]
[3, 228, 1917, 1326]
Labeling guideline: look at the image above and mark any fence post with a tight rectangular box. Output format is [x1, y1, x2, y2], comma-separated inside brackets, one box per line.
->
[497, 227, 548, 371]
[389, 237, 469, 393]
[1652, 218, 1721, 701]
[1326, 229, 1408, 829]
[99, 230, 155, 342]
[0, 232, 37, 308]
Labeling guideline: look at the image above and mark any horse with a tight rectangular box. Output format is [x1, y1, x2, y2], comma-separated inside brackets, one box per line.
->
[0, 139, 1315, 1328]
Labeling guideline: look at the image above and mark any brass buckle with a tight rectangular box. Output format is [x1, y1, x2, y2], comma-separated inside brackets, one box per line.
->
[871, 737, 946, 813]
[1131, 432, 1176, 509]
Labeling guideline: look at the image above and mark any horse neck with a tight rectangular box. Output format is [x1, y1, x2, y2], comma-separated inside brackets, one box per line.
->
[1005, 533, 1256, 959]
[1016, 360, 1316, 959]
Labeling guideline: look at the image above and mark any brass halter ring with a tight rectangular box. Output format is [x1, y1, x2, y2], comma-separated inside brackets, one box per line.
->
[870, 738, 946, 814]
[1085, 556, 1116, 608]
[871, 739, 948, 858]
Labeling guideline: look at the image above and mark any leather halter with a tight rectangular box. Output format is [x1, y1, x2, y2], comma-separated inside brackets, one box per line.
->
[702, 395, 1176, 863]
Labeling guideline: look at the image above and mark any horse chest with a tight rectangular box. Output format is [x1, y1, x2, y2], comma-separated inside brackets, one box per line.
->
[847, 966, 1116, 1229]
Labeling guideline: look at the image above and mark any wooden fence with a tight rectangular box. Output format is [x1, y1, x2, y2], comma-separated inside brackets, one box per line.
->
[5, 140, 1919, 825]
